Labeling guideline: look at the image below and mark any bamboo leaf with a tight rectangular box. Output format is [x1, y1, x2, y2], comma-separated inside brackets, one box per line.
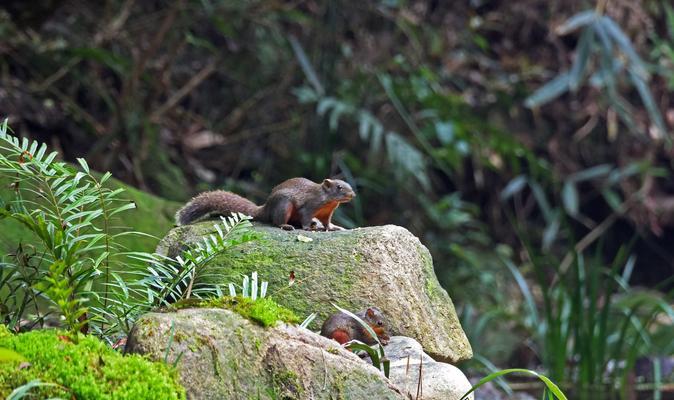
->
[569, 28, 594, 90]
[568, 164, 612, 182]
[562, 182, 579, 216]
[600, 16, 648, 77]
[288, 35, 324, 96]
[556, 10, 598, 35]
[525, 72, 572, 108]
[542, 211, 561, 250]
[500, 175, 527, 201]
[627, 68, 668, 141]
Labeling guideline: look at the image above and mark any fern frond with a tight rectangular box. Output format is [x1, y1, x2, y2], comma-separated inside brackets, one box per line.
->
[128, 213, 257, 307]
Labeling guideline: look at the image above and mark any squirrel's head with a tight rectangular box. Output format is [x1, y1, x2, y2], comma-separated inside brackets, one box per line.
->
[364, 307, 390, 342]
[322, 179, 355, 202]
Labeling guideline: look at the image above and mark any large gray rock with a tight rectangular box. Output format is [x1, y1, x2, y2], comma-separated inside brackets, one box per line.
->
[385, 336, 474, 400]
[126, 308, 406, 399]
[158, 223, 472, 363]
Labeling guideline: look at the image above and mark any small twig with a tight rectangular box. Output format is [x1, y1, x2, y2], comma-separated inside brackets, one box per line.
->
[219, 120, 296, 146]
[572, 115, 599, 142]
[35, 58, 81, 91]
[184, 265, 196, 300]
[416, 353, 423, 400]
[32, 2, 135, 92]
[122, 0, 184, 102]
[558, 212, 620, 275]
[557, 189, 643, 277]
[220, 86, 276, 134]
[94, 0, 135, 44]
[150, 60, 217, 122]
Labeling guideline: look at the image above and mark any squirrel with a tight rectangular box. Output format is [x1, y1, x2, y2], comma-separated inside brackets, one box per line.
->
[320, 307, 390, 345]
[175, 177, 356, 231]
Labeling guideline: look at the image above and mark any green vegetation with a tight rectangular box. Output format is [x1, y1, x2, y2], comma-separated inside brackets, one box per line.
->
[517, 249, 674, 397]
[0, 326, 185, 399]
[0, 121, 143, 338]
[2, 0, 674, 397]
[462, 369, 568, 400]
[0, 173, 178, 256]
[0, 124, 259, 342]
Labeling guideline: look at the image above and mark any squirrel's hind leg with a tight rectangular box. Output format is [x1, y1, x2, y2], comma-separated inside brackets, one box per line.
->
[269, 198, 296, 230]
[297, 209, 318, 231]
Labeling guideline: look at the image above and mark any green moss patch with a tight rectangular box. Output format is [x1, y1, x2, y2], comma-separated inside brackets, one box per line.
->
[0, 328, 185, 399]
[170, 296, 299, 327]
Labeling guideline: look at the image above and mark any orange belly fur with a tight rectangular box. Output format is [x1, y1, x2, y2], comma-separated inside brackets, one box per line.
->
[313, 201, 339, 221]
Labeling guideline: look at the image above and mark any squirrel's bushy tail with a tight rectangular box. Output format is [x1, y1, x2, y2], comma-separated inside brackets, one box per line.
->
[175, 190, 260, 225]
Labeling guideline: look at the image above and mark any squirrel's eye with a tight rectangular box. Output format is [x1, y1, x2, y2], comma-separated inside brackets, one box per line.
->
[337, 184, 342, 190]
[377, 321, 383, 326]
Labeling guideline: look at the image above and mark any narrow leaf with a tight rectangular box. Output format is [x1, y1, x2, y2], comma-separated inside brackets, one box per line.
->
[500, 176, 527, 201]
[556, 10, 598, 35]
[562, 181, 579, 216]
[77, 158, 90, 173]
[525, 73, 572, 108]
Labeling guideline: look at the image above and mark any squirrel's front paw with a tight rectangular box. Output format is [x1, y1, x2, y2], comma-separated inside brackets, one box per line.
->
[279, 224, 295, 231]
[305, 220, 323, 231]
[327, 223, 346, 231]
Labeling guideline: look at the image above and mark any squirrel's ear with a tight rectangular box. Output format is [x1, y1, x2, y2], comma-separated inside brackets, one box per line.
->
[366, 308, 375, 318]
[322, 179, 334, 188]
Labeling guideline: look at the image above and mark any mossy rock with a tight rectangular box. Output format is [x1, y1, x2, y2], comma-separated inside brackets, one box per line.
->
[0, 326, 185, 399]
[158, 223, 473, 363]
[126, 308, 406, 400]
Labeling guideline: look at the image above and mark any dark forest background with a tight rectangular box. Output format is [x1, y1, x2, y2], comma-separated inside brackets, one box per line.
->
[2, 0, 674, 396]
